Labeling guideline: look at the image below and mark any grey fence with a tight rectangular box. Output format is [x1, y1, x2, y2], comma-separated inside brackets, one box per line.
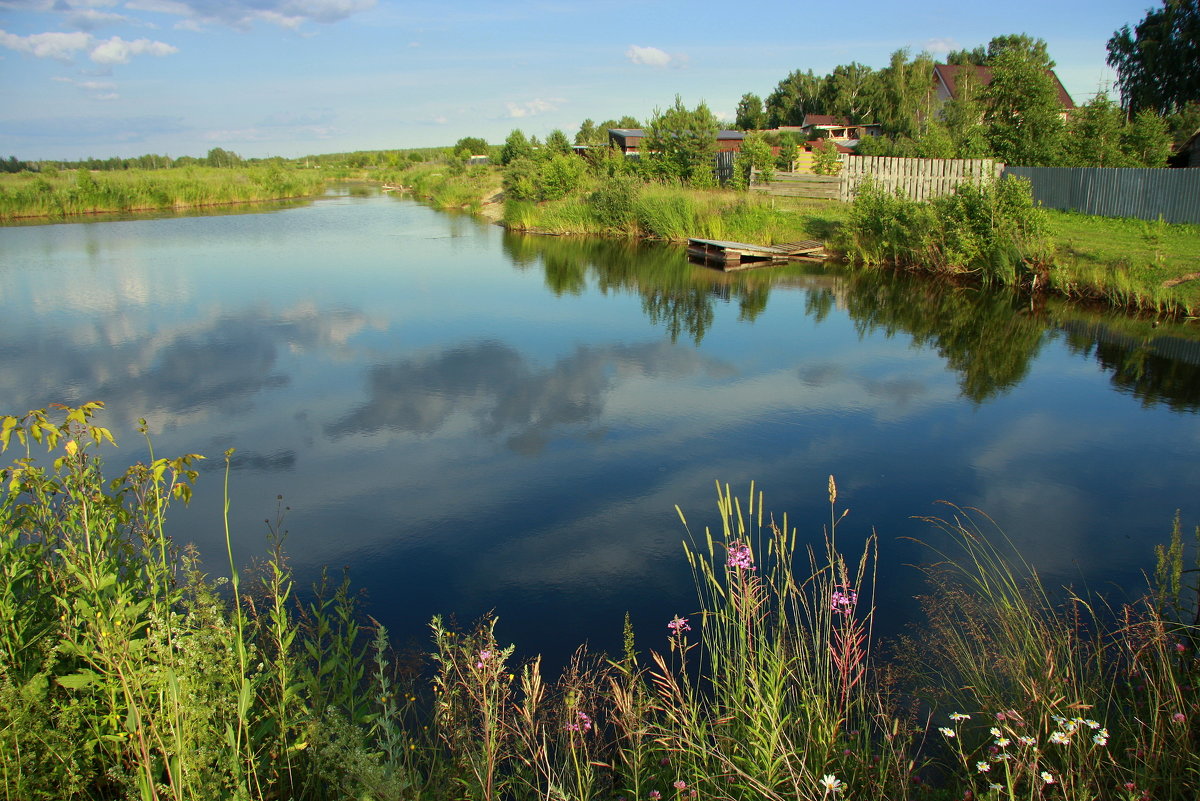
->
[1003, 166, 1200, 224]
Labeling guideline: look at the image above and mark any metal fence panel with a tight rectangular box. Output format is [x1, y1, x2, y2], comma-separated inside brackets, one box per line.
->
[1003, 166, 1200, 224]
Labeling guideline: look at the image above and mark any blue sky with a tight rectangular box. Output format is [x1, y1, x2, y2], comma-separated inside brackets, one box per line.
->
[0, 0, 1156, 160]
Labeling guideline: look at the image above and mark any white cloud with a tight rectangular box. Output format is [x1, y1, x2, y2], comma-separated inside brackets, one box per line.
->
[922, 37, 958, 55]
[125, 0, 374, 30]
[504, 97, 562, 119]
[68, 8, 135, 31]
[625, 44, 671, 68]
[89, 35, 177, 64]
[0, 29, 92, 61]
[53, 76, 118, 90]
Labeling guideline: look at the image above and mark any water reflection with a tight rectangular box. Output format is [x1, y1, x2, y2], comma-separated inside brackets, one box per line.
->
[2, 193, 1198, 669]
[327, 340, 728, 454]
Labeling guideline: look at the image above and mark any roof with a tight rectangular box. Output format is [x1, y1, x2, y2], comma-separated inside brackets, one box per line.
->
[801, 114, 852, 127]
[933, 63, 1075, 109]
[608, 128, 746, 140]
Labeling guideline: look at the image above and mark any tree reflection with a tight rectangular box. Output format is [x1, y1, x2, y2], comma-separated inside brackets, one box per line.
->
[1058, 319, 1200, 412]
[500, 231, 1200, 408]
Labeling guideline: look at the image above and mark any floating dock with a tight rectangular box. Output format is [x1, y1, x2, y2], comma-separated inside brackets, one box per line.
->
[686, 238, 827, 271]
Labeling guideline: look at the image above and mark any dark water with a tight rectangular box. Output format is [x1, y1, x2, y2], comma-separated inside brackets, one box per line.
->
[2, 187, 1198, 666]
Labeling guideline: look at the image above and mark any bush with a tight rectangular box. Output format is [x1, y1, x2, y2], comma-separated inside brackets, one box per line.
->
[588, 173, 641, 231]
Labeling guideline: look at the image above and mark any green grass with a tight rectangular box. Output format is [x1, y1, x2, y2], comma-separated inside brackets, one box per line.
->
[0, 167, 328, 222]
[1042, 210, 1200, 314]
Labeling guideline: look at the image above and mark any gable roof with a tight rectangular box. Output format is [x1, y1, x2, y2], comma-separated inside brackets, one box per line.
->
[607, 128, 746, 140]
[933, 63, 1075, 110]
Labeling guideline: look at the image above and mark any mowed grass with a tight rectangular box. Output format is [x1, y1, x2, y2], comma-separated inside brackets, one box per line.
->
[1043, 210, 1200, 314]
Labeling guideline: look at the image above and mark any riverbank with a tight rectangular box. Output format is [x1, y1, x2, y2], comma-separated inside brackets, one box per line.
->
[0, 166, 328, 222]
[390, 163, 1200, 318]
[3, 404, 1197, 801]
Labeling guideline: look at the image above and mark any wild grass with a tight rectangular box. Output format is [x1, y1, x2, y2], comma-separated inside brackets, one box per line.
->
[0, 167, 327, 222]
[7, 403, 1195, 800]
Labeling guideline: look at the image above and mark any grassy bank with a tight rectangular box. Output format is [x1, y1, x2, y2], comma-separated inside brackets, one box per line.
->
[391, 162, 1200, 318]
[3, 403, 1198, 801]
[0, 167, 328, 222]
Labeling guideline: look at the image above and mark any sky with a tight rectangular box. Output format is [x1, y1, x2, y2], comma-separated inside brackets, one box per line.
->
[0, 0, 1159, 161]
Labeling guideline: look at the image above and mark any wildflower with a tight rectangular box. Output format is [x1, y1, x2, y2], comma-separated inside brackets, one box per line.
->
[938, 727, 956, 738]
[830, 588, 858, 615]
[976, 761, 990, 773]
[667, 616, 691, 634]
[989, 727, 1002, 737]
[566, 711, 593, 732]
[989, 784, 1002, 792]
[650, 792, 661, 800]
[949, 712, 971, 721]
[1093, 728, 1109, 746]
[1041, 771, 1055, 784]
[726, 540, 755, 570]
[1175, 642, 1186, 653]
[1083, 719, 1100, 729]
[1017, 736, 1036, 747]
[995, 737, 1011, 748]
[819, 774, 844, 794]
[1049, 731, 1071, 745]
[1172, 712, 1186, 723]
[475, 650, 492, 669]
[1124, 783, 1137, 792]
[673, 781, 687, 791]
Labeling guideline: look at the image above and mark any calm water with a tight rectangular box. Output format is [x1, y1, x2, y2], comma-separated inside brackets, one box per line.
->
[3, 187, 1198, 664]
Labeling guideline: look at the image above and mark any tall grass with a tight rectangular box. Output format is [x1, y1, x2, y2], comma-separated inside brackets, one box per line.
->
[0, 167, 327, 221]
[3, 403, 1197, 800]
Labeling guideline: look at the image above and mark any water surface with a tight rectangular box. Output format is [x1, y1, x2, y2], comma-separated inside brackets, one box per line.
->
[3, 188, 1197, 664]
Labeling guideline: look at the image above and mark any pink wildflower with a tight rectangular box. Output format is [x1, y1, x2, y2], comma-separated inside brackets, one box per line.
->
[726, 540, 755, 570]
[1172, 712, 1187, 723]
[475, 650, 492, 669]
[830, 587, 858, 615]
[650, 792, 662, 800]
[566, 711, 593, 732]
[673, 781, 687, 790]
[667, 616, 691, 634]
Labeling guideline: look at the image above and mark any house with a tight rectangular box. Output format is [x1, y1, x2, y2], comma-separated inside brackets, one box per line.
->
[794, 116, 883, 144]
[932, 64, 1075, 114]
[607, 128, 746, 154]
[1168, 128, 1200, 168]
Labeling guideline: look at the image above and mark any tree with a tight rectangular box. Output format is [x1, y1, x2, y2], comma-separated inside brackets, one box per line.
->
[500, 130, 533, 165]
[811, 139, 843, 175]
[872, 49, 935, 138]
[1063, 94, 1131, 167]
[544, 129, 573, 156]
[735, 93, 767, 131]
[941, 67, 990, 158]
[765, 69, 827, 127]
[776, 137, 799, 170]
[205, 147, 242, 168]
[453, 137, 489, 157]
[1124, 108, 1173, 166]
[643, 96, 719, 185]
[826, 62, 878, 121]
[1107, 0, 1200, 115]
[575, 119, 604, 146]
[732, 130, 774, 189]
[983, 47, 1066, 165]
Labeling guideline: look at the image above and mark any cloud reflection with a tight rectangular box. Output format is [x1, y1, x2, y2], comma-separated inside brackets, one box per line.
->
[327, 339, 726, 453]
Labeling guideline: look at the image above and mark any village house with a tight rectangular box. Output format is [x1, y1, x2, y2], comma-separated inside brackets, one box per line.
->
[607, 128, 746, 154]
[932, 63, 1075, 117]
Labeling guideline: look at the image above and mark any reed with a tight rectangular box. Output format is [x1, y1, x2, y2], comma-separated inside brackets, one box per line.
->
[0, 167, 326, 221]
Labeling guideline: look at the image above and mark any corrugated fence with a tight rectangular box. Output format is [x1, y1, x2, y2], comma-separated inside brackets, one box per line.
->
[1002, 166, 1200, 224]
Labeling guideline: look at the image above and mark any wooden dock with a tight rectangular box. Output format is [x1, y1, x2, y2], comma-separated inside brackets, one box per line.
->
[687, 238, 827, 271]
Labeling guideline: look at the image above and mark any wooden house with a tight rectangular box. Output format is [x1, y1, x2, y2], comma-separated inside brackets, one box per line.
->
[607, 128, 747, 154]
[932, 64, 1075, 116]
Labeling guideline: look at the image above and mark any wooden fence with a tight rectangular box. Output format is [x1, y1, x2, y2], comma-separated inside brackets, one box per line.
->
[750, 156, 1001, 201]
[838, 156, 1001, 202]
[748, 170, 841, 199]
[1003, 165, 1200, 224]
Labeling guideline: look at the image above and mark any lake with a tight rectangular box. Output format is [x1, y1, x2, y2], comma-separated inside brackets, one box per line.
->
[2, 186, 1198, 666]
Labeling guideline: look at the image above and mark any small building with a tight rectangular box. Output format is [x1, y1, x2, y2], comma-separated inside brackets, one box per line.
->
[1168, 128, 1200, 168]
[932, 64, 1075, 115]
[607, 128, 747, 154]
[796, 115, 883, 144]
